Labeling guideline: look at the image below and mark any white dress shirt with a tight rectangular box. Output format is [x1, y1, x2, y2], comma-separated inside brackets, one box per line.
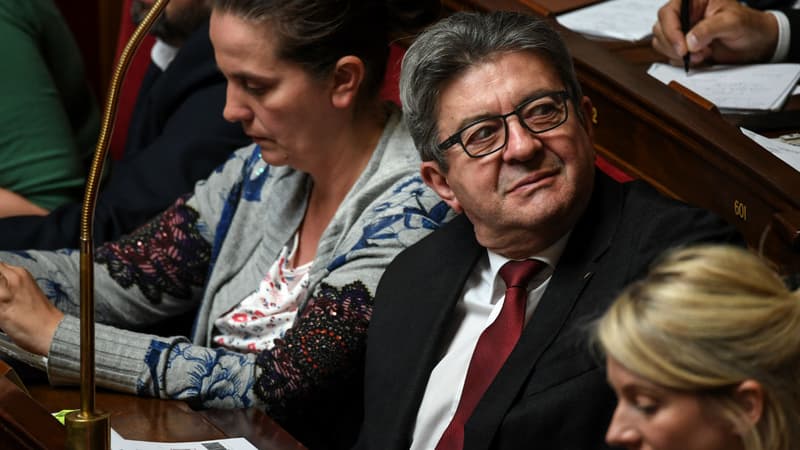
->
[150, 38, 178, 71]
[410, 234, 570, 449]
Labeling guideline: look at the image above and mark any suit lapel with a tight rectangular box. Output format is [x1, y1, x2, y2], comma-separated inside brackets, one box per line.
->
[385, 214, 485, 442]
[464, 173, 624, 449]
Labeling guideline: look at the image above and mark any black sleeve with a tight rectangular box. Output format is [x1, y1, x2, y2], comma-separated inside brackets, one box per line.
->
[785, 9, 800, 63]
[624, 181, 746, 284]
[744, 0, 795, 9]
[0, 79, 248, 251]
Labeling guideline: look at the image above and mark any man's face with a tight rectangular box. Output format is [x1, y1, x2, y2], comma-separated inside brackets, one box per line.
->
[131, 0, 209, 46]
[421, 50, 596, 258]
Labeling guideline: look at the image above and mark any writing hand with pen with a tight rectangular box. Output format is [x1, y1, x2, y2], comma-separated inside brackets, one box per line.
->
[652, 0, 780, 67]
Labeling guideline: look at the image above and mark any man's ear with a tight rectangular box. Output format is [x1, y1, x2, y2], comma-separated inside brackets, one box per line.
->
[420, 161, 463, 213]
[330, 55, 365, 109]
[732, 379, 764, 430]
[580, 96, 595, 140]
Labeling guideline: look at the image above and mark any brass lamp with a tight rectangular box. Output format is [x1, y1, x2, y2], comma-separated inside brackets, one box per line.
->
[65, 1, 170, 449]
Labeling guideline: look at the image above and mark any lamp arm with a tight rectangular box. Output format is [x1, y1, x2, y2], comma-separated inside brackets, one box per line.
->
[67, 2, 171, 449]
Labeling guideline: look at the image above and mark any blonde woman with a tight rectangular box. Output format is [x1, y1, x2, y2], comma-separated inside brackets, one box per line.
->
[595, 244, 800, 450]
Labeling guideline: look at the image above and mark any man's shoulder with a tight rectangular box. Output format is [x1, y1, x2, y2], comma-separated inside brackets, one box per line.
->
[171, 20, 214, 64]
[618, 178, 728, 225]
[621, 178, 682, 205]
[159, 21, 220, 84]
[575, 174, 741, 263]
[602, 177, 742, 261]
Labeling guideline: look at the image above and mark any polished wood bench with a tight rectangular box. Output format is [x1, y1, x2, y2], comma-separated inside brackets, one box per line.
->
[24, 383, 306, 449]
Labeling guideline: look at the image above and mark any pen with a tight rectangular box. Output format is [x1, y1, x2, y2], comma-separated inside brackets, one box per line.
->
[680, 0, 691, 74]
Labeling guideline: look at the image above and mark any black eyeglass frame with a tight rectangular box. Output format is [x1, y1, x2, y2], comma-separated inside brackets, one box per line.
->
[436, 90, 571, 158]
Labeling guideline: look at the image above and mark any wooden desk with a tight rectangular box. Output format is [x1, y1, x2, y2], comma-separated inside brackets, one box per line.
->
[28, 385, 306, 449]
[444, 0, 800, 273]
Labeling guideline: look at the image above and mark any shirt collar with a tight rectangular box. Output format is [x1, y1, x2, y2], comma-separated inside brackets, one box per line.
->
[486, 231, 571, 283]
[150, 38, 179, 71]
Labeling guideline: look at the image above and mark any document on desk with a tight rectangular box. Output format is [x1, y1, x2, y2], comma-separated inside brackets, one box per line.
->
[648, 62, 800, 112]
[556, 0, 662, 41]
[740, 128, 800, 173]
[112, 429, 258, 450]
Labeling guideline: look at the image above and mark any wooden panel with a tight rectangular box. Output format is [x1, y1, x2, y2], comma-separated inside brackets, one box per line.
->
[54, 0, 123, 97]
[97, 0, 125, 97]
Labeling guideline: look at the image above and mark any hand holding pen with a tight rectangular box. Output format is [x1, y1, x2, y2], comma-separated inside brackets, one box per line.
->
[652, 0, 781, 66]
[680, 0, 691, 73]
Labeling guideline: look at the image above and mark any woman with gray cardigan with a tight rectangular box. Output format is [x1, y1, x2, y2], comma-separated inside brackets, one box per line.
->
[0, 0, 447, 447]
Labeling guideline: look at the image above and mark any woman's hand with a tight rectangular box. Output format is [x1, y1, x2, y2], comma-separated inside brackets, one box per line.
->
[0, 263, 63, 355]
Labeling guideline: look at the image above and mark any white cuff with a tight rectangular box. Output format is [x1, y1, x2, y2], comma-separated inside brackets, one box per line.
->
[150, 38, 179, 71]
[767, 10, 791, 63]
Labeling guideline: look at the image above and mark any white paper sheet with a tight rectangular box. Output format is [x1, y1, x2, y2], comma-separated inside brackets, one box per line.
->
[740, 128, 800, 173]
[556, 0, 662, 41]
[111, 429, 258, 450]
[648, 62, 800, 112]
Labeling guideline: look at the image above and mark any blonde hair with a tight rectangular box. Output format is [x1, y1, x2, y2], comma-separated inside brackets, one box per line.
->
[595, 245, 800, 450]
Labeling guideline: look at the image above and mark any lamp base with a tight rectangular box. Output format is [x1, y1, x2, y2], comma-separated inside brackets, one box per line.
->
[65, 410, 110, 450]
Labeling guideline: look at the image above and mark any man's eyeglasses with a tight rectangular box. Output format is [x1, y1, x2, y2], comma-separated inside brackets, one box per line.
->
[437, 90, 570, 158]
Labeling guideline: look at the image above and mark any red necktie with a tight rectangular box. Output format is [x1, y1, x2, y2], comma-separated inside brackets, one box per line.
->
[435, 259, 545, 450]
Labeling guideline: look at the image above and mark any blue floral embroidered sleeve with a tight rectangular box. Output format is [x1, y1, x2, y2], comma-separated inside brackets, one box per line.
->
[136, 338, 260, 409]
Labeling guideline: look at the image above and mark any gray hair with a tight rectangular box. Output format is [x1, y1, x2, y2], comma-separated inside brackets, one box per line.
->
[400, 11, 583, 168]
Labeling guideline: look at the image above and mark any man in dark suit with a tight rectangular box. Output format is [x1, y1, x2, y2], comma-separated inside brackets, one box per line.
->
[355, 11, 742, 450]
[0, 0, 248, 250]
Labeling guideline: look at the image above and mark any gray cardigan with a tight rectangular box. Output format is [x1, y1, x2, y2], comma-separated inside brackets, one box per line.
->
[1, 110, 452, 412]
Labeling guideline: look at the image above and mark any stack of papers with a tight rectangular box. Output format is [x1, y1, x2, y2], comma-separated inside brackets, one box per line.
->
[648, 63, 800, 112]
[556, 0, 662, 41]
[740, 128, 800, 173]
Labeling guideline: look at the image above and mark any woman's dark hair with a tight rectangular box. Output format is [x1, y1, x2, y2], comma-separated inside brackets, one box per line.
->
[212, 0, 440, 101]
